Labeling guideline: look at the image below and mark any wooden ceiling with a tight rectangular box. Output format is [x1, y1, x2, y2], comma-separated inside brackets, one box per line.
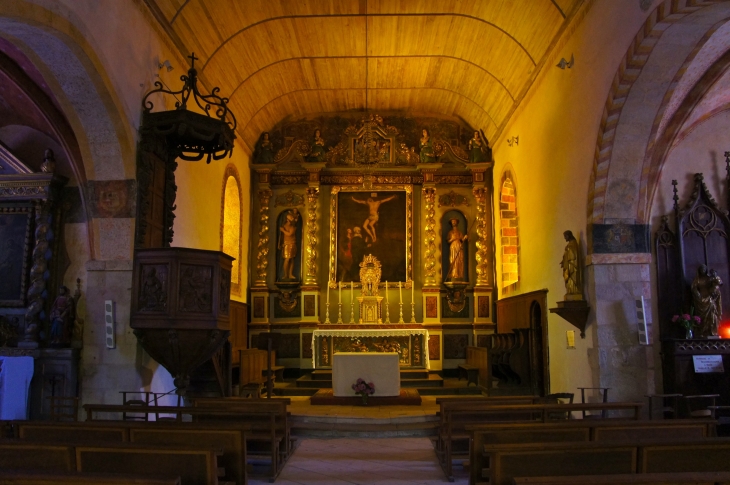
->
[145, 0, 583, 152]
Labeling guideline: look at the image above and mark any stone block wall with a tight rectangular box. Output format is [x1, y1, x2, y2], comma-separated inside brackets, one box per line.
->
[586, 261, 655, 409]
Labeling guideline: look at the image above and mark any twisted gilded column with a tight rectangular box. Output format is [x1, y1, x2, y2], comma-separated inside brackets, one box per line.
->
[304, 187, 319, 286]
[22, 200, 52, 347]
[422, 187, 438, 286]
[473, 187, 490, 286]
[254, 189, 272, 287]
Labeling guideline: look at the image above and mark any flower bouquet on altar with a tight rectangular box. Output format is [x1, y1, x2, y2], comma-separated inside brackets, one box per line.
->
[352, 378, 375, 405]
[672, 311, 701, 339]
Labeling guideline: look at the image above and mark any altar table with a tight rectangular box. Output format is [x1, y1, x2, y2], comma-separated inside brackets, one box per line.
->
[311, 328, 429, 369]
[0, 356, 34, 420]
[333, 352, 400, 397]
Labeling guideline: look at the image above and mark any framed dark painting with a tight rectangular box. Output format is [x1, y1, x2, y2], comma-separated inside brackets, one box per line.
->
[0, 207, 32, 306]
[329, 185, 412, 285]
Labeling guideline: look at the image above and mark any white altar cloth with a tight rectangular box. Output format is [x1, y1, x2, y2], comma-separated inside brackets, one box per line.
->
[0, 356, 34, 420]
[311, 328, 429, 369]
[333, 352, 400, 397]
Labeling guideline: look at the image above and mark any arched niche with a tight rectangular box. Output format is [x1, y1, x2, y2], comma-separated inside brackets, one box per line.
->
[441, 210, 469, 282]
[220, 165, 242, 296]
[275, 208, 303, 282]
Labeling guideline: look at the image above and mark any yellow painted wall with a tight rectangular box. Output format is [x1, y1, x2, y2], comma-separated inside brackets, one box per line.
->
[173, 144, 252, 302]
[492, 0, 656, 394]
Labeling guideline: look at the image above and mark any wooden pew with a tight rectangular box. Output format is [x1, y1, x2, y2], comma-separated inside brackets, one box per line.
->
[468, 419, 716, 484]
[511, 471, 730, 484]
[0, 440, 221, 485]
[0, 470, 181, 484]
[16, 421, 248, 485]
[438, 401, 643, 480]
[84, 403, 287, 482]
[472, 438, 730, 485]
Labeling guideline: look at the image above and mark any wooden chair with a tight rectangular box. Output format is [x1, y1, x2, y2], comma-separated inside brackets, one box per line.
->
[151, 392, 182, 421]
[646, 393, 682, 420]
[684, 394, 719, 418]
[578, 387, 610, 418]
[540, 393, 575, 420]
[120, 392, 152, 422]
[47, 396, 79, 422]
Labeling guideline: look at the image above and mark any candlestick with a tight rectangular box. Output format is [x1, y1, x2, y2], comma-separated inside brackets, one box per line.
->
[325, 302, 331, 324]
[410, 301, 416, 324]
[337, 282, 343, 323]
[398, 301, 405, 324]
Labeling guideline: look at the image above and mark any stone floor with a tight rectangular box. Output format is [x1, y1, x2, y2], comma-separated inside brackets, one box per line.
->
[249, 437, 468, 484]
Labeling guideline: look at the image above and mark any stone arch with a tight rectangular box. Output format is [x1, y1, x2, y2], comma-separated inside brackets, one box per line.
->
[499, 167, 519, 292]
[220, 164, 243, 297]
[0, 0, 141, 259]
[586, 1, 730, 230]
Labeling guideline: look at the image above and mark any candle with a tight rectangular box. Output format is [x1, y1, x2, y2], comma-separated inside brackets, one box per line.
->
[411, 283, 414, 304]
[385, 281, 388, 302]
[399, 281, 402, 303]
[327, 281, 330, 304]
[351, 281, 354, 301]
[339, 281, 342, 303]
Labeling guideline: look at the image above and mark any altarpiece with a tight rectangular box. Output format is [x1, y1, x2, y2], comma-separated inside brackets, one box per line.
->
[248, 113, 495, 374]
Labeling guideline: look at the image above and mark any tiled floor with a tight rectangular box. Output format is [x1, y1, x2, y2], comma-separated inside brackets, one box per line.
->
[249, 437, 468, 484]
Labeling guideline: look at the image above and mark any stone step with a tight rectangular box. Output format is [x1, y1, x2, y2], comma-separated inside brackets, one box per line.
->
[297, 373, 443, 389]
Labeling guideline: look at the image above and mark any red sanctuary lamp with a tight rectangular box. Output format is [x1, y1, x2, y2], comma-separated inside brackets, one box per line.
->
[719, 321, 730, 339]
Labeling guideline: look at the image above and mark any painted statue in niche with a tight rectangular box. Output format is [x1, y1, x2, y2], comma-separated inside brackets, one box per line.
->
[692, 265, 722, 337]
[49, 286, 74, 346]
[419, 129, 436, 163]
[468, 130, 491, 163]
[253, 132, 275, 164]
[446, 218, 468, 281]
[308, 129, 326, 163]
[337, 191, 407, 283]
[278, 208, 301, 281]
[561, 230, 582, 300]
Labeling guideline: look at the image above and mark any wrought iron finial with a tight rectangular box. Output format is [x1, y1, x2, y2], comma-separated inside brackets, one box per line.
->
[672, 179, 678, 208]
[188, 52, 199, 69]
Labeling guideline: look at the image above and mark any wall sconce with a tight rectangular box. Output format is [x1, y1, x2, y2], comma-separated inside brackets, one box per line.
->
[158, 60, 174, 72]
[507, 136, 519, 147]
[557, 54, 574, 69]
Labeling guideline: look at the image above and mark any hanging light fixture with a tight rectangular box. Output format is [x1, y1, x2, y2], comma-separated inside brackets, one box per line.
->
[141, 53, 237, 163]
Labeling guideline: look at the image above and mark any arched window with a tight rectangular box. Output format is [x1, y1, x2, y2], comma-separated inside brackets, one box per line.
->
[221, 165, 242, 296]
[500, 172, 519, 289]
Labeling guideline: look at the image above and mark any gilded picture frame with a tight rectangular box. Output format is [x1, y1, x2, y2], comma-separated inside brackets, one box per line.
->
[0, 206, 33, 307]
[329, 185, 413, 286]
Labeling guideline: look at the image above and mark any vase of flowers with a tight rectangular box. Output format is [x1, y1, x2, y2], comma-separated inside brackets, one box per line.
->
[672, 313, 701, 339]
[352, 378, 375, 405]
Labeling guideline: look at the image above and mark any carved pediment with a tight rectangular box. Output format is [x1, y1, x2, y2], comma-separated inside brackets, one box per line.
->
[0, 142, 32, 175]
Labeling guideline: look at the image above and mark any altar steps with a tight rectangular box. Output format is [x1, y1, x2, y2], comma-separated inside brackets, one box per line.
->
[295, 369, 442, 389]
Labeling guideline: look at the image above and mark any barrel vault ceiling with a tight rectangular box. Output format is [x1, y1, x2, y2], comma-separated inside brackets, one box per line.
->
[144, 0, 584, 152]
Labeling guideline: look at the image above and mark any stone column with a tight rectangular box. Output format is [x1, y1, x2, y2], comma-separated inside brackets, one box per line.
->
[586, 253, 654, 407]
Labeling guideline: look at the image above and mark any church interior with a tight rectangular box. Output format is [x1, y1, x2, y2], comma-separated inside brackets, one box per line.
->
[4, 0, 730, 483]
